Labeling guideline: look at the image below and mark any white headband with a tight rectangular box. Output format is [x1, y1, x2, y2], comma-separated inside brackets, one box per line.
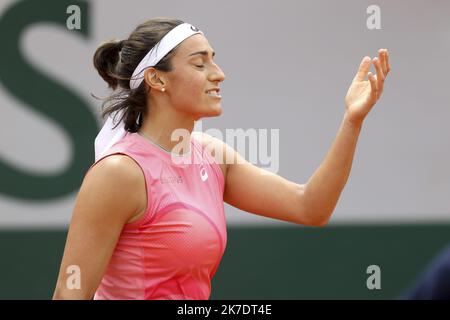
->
[130, 23, 203, 89]
[94, 22, 203, 161]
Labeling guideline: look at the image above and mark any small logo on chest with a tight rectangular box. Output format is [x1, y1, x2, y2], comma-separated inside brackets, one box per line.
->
[200, 167, 208, 182]
[160, 176, 183, 184]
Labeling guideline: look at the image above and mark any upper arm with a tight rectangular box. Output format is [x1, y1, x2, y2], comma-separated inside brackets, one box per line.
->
[196, 132, 313, 225]
[53, 155, 145, 299]
[224, 150, 312, 225]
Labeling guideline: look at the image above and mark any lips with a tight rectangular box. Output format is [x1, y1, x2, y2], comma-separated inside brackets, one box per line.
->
[205, 87, 220, 93]
[205, 88, 221, 98]
[206, 91, 220, 97]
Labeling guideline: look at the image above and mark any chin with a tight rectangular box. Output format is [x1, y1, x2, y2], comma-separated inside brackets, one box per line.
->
[213, 105, 223, 115]
[200, 105, 222, 118]
[210, 106, 223, 117]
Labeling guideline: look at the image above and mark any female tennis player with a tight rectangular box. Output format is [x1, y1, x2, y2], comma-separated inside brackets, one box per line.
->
[52, 17, 390, 300]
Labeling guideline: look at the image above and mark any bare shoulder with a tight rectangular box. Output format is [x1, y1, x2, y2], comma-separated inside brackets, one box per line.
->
[80, 154, 146, 223]
[86, 154, 144, 186]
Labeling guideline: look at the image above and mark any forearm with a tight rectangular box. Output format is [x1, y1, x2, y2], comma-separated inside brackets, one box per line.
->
[303, 112, 363, 225]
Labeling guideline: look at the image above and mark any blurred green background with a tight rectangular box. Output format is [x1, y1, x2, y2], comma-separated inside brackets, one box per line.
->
[1, 225, 449, 299]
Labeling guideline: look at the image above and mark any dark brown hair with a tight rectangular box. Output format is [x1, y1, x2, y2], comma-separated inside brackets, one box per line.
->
[93, 17, 184, 132]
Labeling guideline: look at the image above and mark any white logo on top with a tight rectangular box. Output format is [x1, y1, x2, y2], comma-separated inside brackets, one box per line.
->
[200, 167, 208, 182]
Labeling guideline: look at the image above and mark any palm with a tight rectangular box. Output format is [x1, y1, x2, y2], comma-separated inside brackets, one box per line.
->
[345, 78, 373, 119]
[344, 50, 390, 124]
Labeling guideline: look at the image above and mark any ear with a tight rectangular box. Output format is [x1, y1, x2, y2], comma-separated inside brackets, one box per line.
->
[143, 68, 166, 91]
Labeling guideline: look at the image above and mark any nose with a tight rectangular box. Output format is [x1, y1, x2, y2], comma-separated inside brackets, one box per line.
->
[209, 63, 226, 83]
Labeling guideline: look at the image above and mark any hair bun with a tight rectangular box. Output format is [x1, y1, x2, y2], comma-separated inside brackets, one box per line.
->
[93, 40, 124, 89]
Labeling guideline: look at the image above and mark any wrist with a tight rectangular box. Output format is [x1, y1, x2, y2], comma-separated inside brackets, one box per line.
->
[343, 111, 364, 130]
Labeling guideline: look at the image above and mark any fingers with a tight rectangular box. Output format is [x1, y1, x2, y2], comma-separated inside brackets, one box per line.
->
[378, 49, 390, 76]
[367, 72, 378, 103]
[372, 57, 385, 98]
[378, 49, 387, 75]
[385, 49, 391, 74]
[354, 56, 372, 82]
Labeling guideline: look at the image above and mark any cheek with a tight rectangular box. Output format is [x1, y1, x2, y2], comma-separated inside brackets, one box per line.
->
[172, 74, 205, 102]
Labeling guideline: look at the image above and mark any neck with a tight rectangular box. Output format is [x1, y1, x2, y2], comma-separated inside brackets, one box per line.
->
[138, 102, 196, 156]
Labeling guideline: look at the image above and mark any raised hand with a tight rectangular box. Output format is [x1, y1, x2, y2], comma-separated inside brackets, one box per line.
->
[344, 49, 391, 125]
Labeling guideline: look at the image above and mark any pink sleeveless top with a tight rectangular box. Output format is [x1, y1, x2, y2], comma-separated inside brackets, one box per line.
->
[90, 131, 227, 300]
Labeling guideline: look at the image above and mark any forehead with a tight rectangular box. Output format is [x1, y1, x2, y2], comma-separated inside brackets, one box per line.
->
[175, 34, 214, 57]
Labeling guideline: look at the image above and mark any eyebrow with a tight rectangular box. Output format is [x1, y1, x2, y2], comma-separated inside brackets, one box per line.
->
[188, 50, 215, 58]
